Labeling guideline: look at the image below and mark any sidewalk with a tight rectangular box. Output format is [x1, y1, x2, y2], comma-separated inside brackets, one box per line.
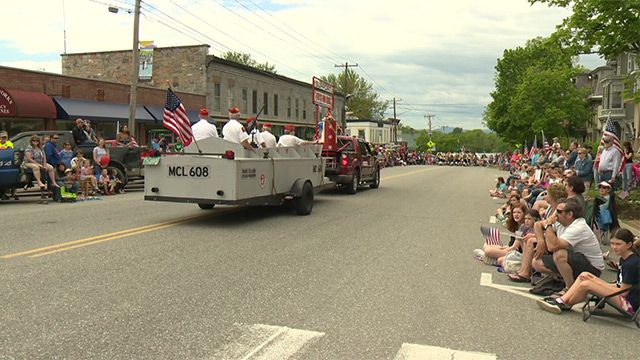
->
[620, 218, 640, 234]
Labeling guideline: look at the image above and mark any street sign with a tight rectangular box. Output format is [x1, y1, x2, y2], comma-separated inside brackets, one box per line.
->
[426, 140, 435, 148]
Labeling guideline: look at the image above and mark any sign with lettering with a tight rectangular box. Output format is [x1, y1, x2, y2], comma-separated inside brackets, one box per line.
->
[0, 87, 16, 117]
[139, 41, 154, 80]
[312, 76, 334, 109]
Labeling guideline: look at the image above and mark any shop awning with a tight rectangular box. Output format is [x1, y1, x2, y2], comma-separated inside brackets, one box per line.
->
[143, 105, 199, 124]
[0, 88, 56, 118]
[53, 97, 157, 122]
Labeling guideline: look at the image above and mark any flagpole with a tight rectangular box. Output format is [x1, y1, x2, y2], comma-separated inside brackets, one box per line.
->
[167, 81, 202, 154]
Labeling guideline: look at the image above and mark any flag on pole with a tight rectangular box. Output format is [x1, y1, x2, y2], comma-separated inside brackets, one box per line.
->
[530, 134, 537, 155]
[599, 114, 623, 154]
[541, 130, 550, 151]
[523, 139, 529, 158]
[480, 226, 503, 247]
[163, 88, 193, 147]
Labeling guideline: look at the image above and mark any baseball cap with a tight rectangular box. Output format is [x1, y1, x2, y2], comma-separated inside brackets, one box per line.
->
[199, 108, 209, 117]
[598, 181, 611, 188]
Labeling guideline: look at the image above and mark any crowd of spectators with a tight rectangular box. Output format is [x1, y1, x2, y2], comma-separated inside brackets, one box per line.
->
[474, 138, 640, 320]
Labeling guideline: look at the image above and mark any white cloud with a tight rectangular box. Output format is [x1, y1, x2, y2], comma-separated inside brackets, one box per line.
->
[1, 0, 603, 130]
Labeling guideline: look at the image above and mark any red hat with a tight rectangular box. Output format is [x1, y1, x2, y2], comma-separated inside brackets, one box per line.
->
[262, 123, 271, 128]
[75, 118, 83, 124]
[246, 116, 256, 125]
[228, 106, 240, 114]
[199, 108, 209, 117]
[284, 124, 296, 131]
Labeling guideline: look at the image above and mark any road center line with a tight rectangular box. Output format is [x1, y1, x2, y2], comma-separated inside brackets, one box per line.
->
[382, 167, 437, 181]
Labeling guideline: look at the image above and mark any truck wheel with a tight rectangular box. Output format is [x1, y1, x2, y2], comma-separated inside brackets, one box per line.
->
[346, 169, 359, 194]
[294, 181, 313, 215]
[370, 167, 380, 189]
[198, 203, 215, 210]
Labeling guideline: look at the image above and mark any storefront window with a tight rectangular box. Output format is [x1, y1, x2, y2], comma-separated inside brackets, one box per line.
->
[0, 118, 45, 139]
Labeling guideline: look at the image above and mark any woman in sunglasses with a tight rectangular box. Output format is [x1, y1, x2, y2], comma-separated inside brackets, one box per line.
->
[22, 135, 59, 190]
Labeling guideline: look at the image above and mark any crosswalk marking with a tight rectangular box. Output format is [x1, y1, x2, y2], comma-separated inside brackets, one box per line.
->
[393, 343, 497, 360]
[209, 324, 324, 360]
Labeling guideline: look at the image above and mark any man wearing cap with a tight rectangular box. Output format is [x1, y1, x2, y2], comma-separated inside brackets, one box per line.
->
[222, 106, 254, 151]
[597, 135, 622, 187]
[191, 108, 218, 141]
[0, 131, 13, 149]
[277, 124, 314, 147]
[260, 123, 277, 148]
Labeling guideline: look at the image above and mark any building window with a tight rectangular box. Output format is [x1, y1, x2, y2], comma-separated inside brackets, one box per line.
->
[287, 97, 292, 118]
[628, 54, 637, 73]
[252, 90, 258, 114]
[611, 84, 623, 109]
[242, 88, 248, 114]
[358, 129, 365, 138]
[303, 99, 307, 119]
[214, 83, 221, 112]
[263, 92, 269, 115]
[227, 88, 234, 110]
[273, 94, 279, 116]
[295, 99, 299, 119]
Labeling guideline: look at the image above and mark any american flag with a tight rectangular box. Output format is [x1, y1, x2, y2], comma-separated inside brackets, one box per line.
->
[530, 134, 537, 156]
[163, 89, 193, 147]
[542, 131, 550, 151]
[523, 139, 529, 158]
[599, 116, 622, 154]
[481, 226, 503, 246]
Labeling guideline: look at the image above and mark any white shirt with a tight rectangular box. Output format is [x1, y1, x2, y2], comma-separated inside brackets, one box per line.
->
[277, 134, 305, 147]
[598, 145, 622, 176]
[191, 119, 218, 141]
[260, 130, 277, 147]
[222, 119, 251, 144]
[555, 218, 605, 270]
[249, 129, 264, 147]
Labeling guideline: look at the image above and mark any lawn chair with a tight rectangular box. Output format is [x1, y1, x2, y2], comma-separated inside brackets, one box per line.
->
[581, 287, 640, 328]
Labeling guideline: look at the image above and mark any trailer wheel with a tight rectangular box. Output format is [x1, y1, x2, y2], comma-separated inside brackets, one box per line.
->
[294, 181, 313, 215]
[370, 167, 380, 189]
[198, 203, 215, 210]
[346, 169, 359, 194]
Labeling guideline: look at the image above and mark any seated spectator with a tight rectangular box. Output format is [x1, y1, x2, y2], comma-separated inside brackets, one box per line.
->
[532, 197, 605, 293]
[22, 135, 59, 190]
[564, 175, 586, 212]
[59, 142, 74, 169]
[70, 151, 86, 173]
[0, 131, 13, 149]
[489, 176, 508, 198]
[110, 169, 125, 194]
[507, 183, 567, 282]
[80, 159, 98, 193]
[587, 181, 619, 245]
[479, 205, 533, 265]
[537, 228, 639, 314]
[59, 168, 79, 200]
[99, 168, 113, 195]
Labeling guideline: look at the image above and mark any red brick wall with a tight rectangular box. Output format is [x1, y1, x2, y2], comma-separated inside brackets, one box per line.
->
[0, 66, 205, 110]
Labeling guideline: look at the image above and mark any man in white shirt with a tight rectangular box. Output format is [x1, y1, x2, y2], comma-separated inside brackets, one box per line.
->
[277, 124, 314, 147]
[533, 197, 604, 289]
[259, 123, 277, 148]
[221, 106, 254, 151]
[597, 136, 622, 187]
[191, 108, 218, 141]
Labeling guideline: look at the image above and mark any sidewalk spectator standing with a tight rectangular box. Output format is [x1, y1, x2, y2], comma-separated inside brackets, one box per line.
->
[72, 118, 89, 145]
[598, 136, 622, 189]
[0, 131, 13, 149]
[191, 108, 218, 141]
[574, 147, 593, 190]
[621, 141, 635, 198]
[44, 134, 61, 168]
[92, 138, 110, 177]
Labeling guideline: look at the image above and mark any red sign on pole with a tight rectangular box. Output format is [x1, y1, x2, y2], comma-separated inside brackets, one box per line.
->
[312, 76, 334, 110]
[0, 88, 16, 117]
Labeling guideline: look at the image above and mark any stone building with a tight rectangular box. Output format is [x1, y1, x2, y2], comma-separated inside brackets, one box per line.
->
[61, 44, 345, 139]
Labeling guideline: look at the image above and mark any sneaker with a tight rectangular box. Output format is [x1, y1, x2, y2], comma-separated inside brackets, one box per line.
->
[473, 249, 485, 261]
[537, 298, 572, 314]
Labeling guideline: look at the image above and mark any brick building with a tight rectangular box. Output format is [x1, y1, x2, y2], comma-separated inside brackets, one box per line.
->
[61, 44, 345, 139]
[0, 66, 204, 145]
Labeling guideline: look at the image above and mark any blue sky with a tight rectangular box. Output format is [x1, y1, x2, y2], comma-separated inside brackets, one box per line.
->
[1, 0, 605, 130]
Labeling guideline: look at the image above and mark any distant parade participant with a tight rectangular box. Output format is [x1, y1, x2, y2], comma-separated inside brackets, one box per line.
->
[221, 106, 254, 151]
[191, 108, 218, 141]
[259, 123, 277, 148]
[245, 117, 266, 148]
[277, 124, 315, 147]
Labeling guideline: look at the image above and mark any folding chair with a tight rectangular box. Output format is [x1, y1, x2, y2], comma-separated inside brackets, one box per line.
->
[581, 287, 640, 328]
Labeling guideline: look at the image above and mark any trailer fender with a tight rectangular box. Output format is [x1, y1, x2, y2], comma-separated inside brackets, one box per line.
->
[289, 178, 311, 197]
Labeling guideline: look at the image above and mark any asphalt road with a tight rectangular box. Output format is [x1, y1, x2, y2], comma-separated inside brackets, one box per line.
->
[1, 165, 638, 359]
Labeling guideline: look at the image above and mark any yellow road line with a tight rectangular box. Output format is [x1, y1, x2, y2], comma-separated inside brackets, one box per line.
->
[1, 213, 212, 259]
[382, 167, 436, 181]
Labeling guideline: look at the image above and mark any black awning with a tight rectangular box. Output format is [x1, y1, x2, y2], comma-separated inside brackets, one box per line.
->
[143, 105, 199, 125]
[53, 97, 156, 122]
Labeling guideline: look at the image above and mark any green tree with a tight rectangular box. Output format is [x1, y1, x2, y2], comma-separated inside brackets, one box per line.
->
[321, 69, 389, 120]
[484, 36, 590, 144]
[530, 0, 640, 100]
[415, 129, 509, 153]
[221, 51, 277, 74]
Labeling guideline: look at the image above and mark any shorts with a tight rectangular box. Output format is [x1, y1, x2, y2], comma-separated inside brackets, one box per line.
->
[619, 295, 635, 314]
[541, 248, 602, 279]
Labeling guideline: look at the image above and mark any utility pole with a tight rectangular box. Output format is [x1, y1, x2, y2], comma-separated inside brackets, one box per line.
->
[425, 114, 434, 139]
[128, 0, 141, 138]
[393, 97, 397, 120]
[334, 62, 358, 130]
